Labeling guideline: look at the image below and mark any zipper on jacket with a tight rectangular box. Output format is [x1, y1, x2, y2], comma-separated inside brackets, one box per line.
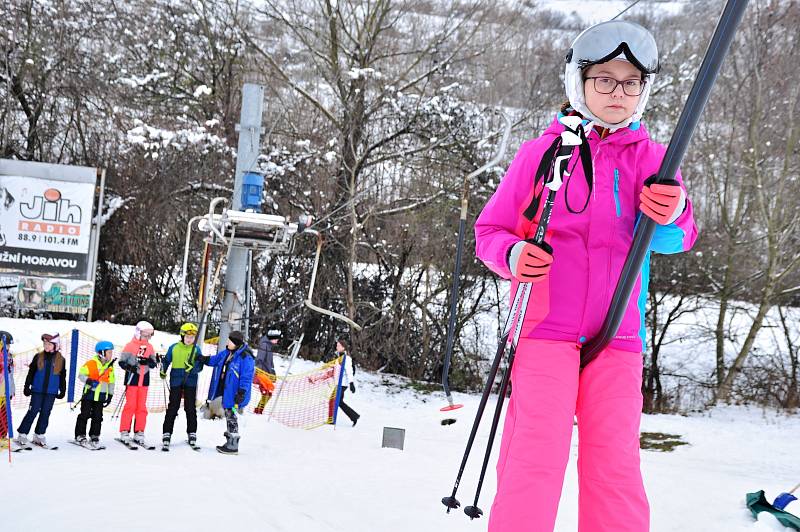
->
[42, 354, 52, 394]
[592, 137, 601, 203]
[613, 169, 621, 217]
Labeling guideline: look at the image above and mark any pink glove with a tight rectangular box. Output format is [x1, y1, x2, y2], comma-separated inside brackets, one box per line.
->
[508, 240, 553, 283]
[639, 177, 686, 225]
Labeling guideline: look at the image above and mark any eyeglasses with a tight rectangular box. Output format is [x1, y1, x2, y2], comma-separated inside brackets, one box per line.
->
[585, 76, 645, 96]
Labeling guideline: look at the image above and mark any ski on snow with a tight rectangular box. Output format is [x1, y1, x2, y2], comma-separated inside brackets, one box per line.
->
[70, 439, 106, 450]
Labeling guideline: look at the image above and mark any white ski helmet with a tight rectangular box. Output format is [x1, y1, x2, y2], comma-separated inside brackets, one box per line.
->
[135, 320, 155, 340]
[564, 20, 659, 129]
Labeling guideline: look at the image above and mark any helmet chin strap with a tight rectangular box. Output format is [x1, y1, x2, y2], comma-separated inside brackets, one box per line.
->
[574, 105, 625, 131]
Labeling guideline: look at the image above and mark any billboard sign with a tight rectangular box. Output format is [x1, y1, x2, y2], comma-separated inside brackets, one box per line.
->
[0, 160, 97, 278]
[17, 276, 93, 315]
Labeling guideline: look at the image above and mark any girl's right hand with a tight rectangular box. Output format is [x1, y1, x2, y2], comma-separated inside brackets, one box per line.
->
[508, 240, 553, 283]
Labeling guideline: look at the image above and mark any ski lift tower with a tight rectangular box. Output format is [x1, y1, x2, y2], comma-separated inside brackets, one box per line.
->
[217, 83, 266, 348]
[179, 83, 360, 347]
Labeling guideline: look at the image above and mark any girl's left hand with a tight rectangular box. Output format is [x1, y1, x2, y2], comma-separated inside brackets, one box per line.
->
[639, 177, 686, 225]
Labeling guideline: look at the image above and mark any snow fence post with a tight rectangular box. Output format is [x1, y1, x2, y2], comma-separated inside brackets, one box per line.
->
[332, 354, 346, 427]
[3, 339, 13, 440]
[67, 328, 79, 403]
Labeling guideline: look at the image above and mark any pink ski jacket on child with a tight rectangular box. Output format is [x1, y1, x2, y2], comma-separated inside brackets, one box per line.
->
[475, 114, 698, 353]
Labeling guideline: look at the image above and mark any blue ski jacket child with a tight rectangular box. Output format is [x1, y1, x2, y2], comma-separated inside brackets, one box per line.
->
[25, 351, 67, 397]
[205, 344, 255, 409]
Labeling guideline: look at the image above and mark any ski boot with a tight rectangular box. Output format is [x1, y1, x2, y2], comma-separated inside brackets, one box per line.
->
[216, 431, 239, 455]
[32, 434, 47, 447]
[119, 430, 132, 444]
[162, 432, 171, 452]
[89, 436, 104, 450]
[188, 432, 199, 450]
[13, 433, 32, 451]
[133, 431, 155, 450]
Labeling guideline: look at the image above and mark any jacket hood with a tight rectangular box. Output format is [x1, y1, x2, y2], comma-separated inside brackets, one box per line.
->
[541, 113, 651, 147]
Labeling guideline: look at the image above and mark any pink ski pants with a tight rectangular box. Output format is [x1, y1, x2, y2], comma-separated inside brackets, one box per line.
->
[120, 386, 149, 433]
[489, 339, 648, 532]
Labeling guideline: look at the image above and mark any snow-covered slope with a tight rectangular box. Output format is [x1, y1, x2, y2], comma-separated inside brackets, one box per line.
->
[2, 317, 797, 531]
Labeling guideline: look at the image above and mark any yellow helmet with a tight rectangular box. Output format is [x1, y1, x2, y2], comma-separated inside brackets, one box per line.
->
[180, 322, 198, 336]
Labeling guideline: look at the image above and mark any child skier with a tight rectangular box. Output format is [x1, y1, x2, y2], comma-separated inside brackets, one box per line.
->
[74, 341, 116, 449]
[332, 338, 359, 427]
[474, 20, 698, 532]
[0, 331, 15, 446]
[118, 320, 157, 447]
[15, 333, 66, 448]
[160, 322, 204, 450]
[195, 330, 255, 455]
[255, 326, 281, 375]
[253, 327, 280, 414]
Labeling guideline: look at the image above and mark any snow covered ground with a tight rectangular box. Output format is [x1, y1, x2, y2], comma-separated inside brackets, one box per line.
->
[2, 317, 798, 531]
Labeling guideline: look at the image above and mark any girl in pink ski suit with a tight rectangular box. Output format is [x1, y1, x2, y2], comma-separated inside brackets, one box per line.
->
[475, 21, 698, 532]
[118, 321, 157, 444]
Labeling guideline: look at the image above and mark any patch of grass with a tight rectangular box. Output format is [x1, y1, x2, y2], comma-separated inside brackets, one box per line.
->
[640, 432, 689, 452]
[407, 380, 440, 394]
[377, 377, 438, 399]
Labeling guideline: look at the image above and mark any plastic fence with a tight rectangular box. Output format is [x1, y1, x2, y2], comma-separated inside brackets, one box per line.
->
[248, 358, 343, 429]
[5, 330, 342, 430]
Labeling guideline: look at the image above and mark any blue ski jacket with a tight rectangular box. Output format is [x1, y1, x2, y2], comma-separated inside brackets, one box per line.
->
[26, 352, 67, 396]
[205, 344, 255, 409]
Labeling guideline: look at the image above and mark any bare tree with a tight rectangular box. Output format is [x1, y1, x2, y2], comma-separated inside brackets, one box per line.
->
[711, 2, 800, 402]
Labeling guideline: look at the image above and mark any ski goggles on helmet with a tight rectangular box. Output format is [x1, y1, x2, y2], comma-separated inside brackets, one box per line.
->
[566, 20, 659, 75]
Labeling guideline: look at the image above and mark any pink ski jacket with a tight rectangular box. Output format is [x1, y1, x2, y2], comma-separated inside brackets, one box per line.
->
[475, 115, 698, 353]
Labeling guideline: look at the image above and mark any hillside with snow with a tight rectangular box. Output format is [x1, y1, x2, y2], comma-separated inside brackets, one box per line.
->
[2, 317, 799, 532]
[2, 0, 799, 531]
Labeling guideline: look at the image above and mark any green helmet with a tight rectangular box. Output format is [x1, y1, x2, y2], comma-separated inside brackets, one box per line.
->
[180, 322, 198, 336]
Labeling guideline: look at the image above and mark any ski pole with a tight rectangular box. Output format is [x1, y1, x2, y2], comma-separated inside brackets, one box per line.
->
[443, 115, 586, 516]
[442, 287, 522, 513]
[71, 386, 93, 412]
[441, 111, 512, 416]
[162, 367, 169, 409]
[463, 282, 533, 519]
[111, 392, 126, 419]
[580, 0, 750, 369]
[463, 118, 581, 518]
[464, 349, 517, 519]
[70, 382, 94, 411]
